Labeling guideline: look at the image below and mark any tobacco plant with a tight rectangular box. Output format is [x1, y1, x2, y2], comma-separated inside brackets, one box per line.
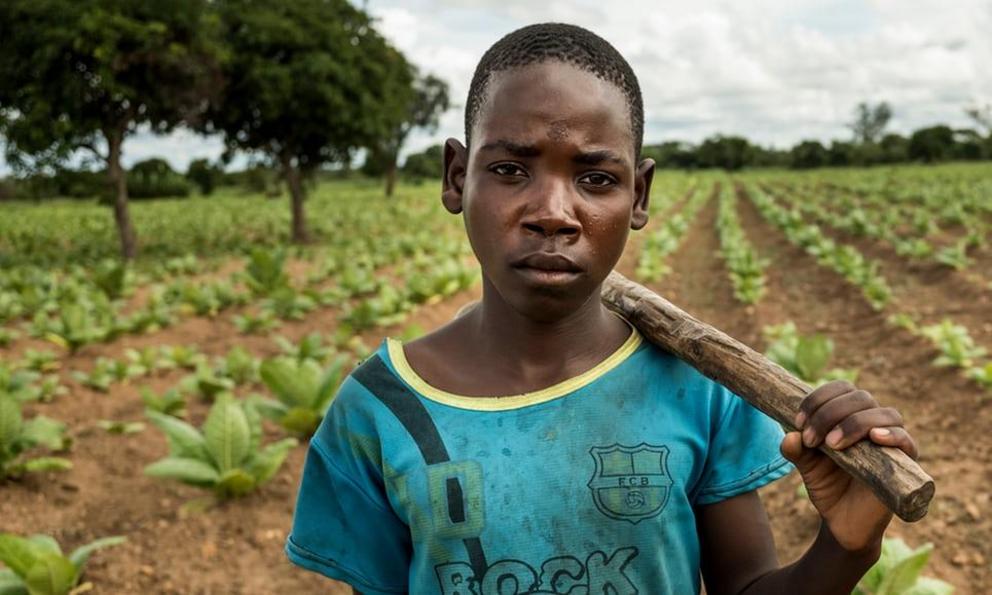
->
[213, 346, 260, 385]
[274, 333, 334, 364]
[253, 355, 347, 436]
[0, 533, 125, 595]
[763, 322, 859, 386]
[919, 320, 987, 369]
[144, 394, 297, 498]
[853, 537, 953, 595]
[140, 386, 187, 418]
[0, 396, 71, 479]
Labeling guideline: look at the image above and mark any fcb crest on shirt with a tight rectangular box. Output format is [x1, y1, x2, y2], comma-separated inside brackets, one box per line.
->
[588, 443, 673, 524]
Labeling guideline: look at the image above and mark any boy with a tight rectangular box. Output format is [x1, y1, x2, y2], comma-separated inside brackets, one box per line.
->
[286, 23, 918, 594]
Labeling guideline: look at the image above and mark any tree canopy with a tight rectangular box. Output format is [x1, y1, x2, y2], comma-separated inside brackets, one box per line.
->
[0, 0, 222, 258]
[203, 0, 415, 241]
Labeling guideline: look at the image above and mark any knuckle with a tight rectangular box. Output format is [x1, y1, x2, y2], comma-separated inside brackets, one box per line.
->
[851, 389, 875, 406]
[880, 407, 904, 426]
[832, 379, 856, 391]
[839, 415, 866, 436]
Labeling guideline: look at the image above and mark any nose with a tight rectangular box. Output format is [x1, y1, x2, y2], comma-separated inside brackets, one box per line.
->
[521, 180, 581, 238]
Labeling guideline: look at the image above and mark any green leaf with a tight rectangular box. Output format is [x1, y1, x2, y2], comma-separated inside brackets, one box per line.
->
[18, 417, 66, 451]
[314, 357, 347, 415]
[0, 568, 27, 595]
[280, 407, 320, 436]
[0, 398, 23, 449]
[245, 438, 297, 486]
[878, 542, 933, 595]
[215, 469, 256, 498]
[0, 534, 40, 578]
[23, 552, 77, 595]
[144, 410, 208, 460]
[202, 396, 250, 472]
[67, 536, 125, 572]
[242, 398, 262, 457]
[903, 576, 955, 595]
[144, 457, 219, 486]
[23, 537, 59, 558]
[259, 357, 317, 407]
[796, 335, 833, 383]
[20, 458, 72, 474]
[249, 396, 289, 421]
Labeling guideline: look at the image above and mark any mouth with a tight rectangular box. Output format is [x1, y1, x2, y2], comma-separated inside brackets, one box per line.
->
[511, 253, 584, 285]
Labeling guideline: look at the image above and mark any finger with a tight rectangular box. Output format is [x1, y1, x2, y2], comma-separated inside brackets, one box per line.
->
[869, 426, 919, 460]
[796, 380, 857, 429]
[780, 431, 834, 481]
[803, 390, 878, 448]
[780, 431, 805, 464]
[822, 407, 904, 450]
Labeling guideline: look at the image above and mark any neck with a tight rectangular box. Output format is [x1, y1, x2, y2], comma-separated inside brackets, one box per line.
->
[468, 278, 627, 376]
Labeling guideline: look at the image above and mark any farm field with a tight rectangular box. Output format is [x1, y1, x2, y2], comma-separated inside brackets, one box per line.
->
[1, 163, 991, 594]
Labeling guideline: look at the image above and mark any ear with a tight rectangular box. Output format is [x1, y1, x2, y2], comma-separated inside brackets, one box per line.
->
[631, 157, 655, 230]
[442, 138, 468, 214]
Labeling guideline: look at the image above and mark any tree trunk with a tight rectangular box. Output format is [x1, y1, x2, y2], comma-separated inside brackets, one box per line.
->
[282, 157, 308, 243]
[384, 156, 398, 197]
[105, 128, 137, 260]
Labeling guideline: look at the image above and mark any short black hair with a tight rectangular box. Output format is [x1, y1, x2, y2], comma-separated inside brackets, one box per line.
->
[465, 22, 644, 156]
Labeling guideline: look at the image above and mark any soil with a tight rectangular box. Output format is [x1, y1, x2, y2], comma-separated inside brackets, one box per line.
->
[3, 179, 990, 593]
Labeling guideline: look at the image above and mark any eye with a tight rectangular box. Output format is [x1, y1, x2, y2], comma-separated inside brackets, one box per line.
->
[578, 172, 617, 188]
[488, 162, 528, 178]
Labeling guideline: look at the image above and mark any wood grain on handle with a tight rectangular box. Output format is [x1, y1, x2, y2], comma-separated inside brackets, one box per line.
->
[601, 270, 934, 522]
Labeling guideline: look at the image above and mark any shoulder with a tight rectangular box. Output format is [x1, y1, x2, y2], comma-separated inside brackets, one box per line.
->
[311, 347, 403, 449]
[631, 338, 728, 393]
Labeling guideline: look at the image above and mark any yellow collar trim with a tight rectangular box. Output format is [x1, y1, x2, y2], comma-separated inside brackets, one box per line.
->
[386, 316, 643, 411]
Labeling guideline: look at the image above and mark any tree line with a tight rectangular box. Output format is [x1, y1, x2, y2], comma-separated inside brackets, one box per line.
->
[0, 0, 449, 259]
[639, 102, 992, 171]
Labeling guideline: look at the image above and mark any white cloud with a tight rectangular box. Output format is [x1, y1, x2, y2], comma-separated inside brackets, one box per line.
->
[3, 0, 990, 175]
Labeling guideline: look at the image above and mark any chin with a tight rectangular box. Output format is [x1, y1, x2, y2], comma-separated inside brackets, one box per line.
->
[499, 277, 602, 323]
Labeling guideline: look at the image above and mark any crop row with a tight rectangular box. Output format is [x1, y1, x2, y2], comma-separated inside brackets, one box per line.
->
[716, 182, 768, 304]
[635, 182, 711, 283]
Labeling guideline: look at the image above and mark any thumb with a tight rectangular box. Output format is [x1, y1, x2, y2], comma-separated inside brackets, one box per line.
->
[780, 431, 823, 476]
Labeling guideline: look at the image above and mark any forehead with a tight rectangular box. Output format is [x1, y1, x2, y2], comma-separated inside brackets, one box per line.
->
[472, 61, 635, 158]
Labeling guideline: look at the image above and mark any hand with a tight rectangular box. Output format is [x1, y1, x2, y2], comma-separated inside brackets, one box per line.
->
[780, 380, 919, 554]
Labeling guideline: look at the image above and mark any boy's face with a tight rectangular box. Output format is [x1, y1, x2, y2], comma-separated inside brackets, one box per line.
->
[443, 61, 654, 320]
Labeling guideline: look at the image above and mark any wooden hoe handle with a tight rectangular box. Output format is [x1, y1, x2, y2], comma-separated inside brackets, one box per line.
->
[601, 270, 934, 522]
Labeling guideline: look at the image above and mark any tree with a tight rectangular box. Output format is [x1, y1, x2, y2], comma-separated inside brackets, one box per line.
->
[848, 102, 892, 144]
[401, 144, 444, 180]
[641, 141, 699, 169]
[908, 125, 955, 162]
[0, 0, 222, 259]
[696, 135, 752, 170]
[965, 103, 991, 136]
[827, 141, 856, 167]
[878, 134, 909, 163]
[127, 158, 191, 199]
[374, 73, 450, 196]
[790, 140, 829, 169]
[186, 158, 223, 195]
[205, 0, 414, 243]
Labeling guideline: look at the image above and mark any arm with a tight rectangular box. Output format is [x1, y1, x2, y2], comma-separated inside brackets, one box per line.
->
[696, 491, 878, 595]
[699, 380, 918, 595]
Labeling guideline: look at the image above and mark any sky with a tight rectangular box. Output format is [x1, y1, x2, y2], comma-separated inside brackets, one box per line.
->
[2, 0, 990, 175]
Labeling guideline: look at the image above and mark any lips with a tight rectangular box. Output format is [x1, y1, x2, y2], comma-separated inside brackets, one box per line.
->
[511, 252, 582, 273]
[511, 252, 584, 286]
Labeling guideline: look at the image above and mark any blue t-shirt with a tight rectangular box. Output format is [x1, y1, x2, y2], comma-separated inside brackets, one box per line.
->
[286, 318, 793, 594]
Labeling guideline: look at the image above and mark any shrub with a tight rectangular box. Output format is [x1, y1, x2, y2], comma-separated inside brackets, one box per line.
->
[126, 158, 191, 199]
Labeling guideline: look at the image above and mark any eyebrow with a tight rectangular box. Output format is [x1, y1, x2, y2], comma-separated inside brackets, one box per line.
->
[479, 139, 540, 157]
[479, 139, 628, 167]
